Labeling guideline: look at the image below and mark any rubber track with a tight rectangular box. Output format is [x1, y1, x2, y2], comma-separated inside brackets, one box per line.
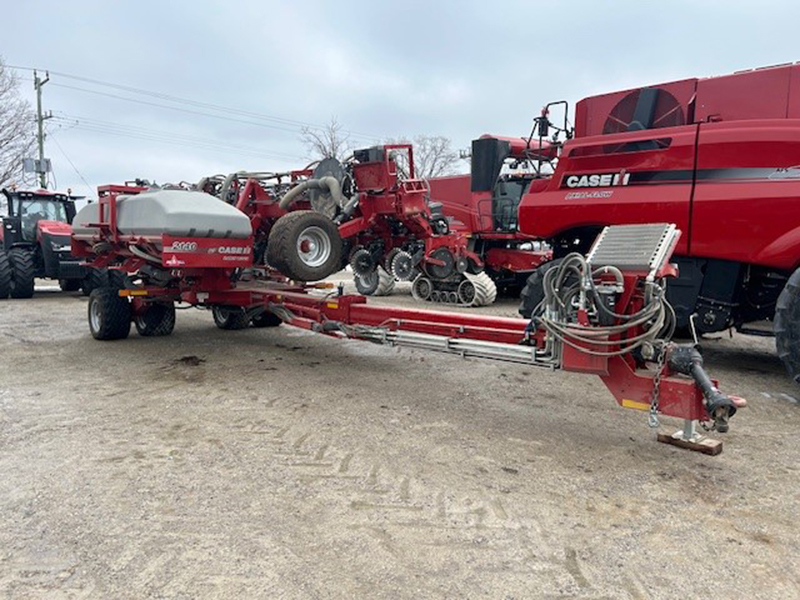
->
[412, 272, 497, 308]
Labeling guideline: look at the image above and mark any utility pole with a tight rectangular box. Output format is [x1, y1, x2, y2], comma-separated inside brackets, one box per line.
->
[33, 70, 52, 188]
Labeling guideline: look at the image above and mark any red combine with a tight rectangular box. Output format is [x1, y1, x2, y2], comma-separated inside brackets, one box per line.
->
[430, 63, 800, 381]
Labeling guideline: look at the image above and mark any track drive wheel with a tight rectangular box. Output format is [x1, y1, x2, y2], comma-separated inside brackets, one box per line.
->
[354, 267, 396, 296]
[0, 249, 11, 299]
[251, 310, 282, 328]
[8, 248, 35, 299]
[135, 302, 176, 336]
[266, 211, 342, 282]
[212, 305, 250, 330]
[775, 268, 800, 383]
[88, 288, 131, 340]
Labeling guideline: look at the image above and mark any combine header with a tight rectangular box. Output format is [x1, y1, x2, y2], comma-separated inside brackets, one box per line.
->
[71, 181, 744, 454]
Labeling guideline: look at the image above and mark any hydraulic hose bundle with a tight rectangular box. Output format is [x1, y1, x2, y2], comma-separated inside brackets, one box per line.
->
[533, 252, 676, 357]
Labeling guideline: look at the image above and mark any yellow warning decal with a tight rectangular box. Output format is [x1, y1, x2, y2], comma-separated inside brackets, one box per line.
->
[621, 399, 650, 412]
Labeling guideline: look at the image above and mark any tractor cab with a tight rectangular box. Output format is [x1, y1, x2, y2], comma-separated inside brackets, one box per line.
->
[1, 189, 78, 248]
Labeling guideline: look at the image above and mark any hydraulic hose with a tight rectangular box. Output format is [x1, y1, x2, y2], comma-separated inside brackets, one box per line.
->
[278, 176, 344, 211]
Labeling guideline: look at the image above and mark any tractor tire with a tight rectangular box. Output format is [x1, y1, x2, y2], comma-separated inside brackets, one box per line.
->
[59, 278, 82, 292]
[212, 305, 250, 330]
[518, 258, 565, 319]
[354, 267, 396, 296]
[81, 268, 108, 296]
[88, 288, 131, 340]
[0, 249, 11, 299]
[774, 268, 800, 383]
[266, 211, 342, 282]
[134, 302, 176, 337]
[108, 270, 129, 290]
[251, 310, 282, 328]
[8, 248, 35, 299]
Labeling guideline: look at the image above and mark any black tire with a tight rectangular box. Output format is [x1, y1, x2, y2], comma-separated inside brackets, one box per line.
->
[212, 305, 250, 330]
[108, 269, 129, 290]
[266, 211, 342, 282]
[88, 288, 131, 340]
[518, 258, 569, 319]
[0, 248, 11, 299]
[354, 267, 396, 296]
[134, 302, 176, 336]
[81, 268, 108, 296]
[8, 248, 35, 299]
[251, 310, 282, 328]
[775, 268, 800, 383]
[59, 278, 82, 292]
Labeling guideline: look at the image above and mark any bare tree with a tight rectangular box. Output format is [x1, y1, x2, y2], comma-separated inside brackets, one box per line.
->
[385, 134, 460, 179]
[0, 58, 35, 190]
[300, 116, 352, 162]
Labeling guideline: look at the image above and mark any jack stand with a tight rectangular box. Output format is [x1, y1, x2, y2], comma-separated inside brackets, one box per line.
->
[656, 419, 723, 456]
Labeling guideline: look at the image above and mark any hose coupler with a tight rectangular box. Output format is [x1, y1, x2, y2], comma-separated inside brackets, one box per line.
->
[667, 345, 737, 432]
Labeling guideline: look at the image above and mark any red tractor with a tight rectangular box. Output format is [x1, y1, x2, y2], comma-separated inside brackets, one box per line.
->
[443, 63, 800, 380]
[0, 188, 104, 298]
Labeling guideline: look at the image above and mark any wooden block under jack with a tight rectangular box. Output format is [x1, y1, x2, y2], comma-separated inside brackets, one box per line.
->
[657, 431, 723, 456]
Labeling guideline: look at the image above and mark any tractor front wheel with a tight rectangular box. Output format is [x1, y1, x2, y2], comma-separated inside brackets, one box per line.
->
[135, 302, 176, 336]
[775, 268, 800, 383]
[266, 211, 342, 282]
[8, 248, 35, 299]
[88, 288, 131, 340]
[0, 249, 11, 299]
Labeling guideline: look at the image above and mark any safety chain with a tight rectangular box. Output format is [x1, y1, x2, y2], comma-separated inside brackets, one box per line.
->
[648, 343, 668, 428]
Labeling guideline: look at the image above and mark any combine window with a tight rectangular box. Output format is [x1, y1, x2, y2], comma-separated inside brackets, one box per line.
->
[492, 178, 529, 232]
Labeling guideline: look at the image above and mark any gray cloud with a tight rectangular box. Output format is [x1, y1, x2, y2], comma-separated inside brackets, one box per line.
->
[4, 0, 798, 196]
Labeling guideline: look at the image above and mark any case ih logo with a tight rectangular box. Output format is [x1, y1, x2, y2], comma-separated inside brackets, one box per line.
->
[563, 171, 630, 188]
[168, 241, 198, 252]
[208, 246, 251, 255]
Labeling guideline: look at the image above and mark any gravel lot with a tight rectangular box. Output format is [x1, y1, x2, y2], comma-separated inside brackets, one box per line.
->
[1, 283, 798, 599]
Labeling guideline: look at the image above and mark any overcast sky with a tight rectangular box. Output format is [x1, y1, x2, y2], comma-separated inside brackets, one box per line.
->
[4, 0, 799, 197]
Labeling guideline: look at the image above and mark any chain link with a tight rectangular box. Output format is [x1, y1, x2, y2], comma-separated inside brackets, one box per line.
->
[648, 343, 667, 428]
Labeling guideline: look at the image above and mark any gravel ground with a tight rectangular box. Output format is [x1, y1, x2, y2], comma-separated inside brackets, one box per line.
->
[0, 282, 798, 599]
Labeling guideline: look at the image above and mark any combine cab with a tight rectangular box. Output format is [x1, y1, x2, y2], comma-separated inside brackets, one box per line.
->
[0, 188, 99, 298]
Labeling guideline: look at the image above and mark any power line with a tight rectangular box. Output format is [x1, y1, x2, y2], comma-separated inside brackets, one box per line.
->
[53, 113, 304, 161]
[7, 65, 381, 142]
[50, 116, 305, 163]
[47, 131, 95, 197]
